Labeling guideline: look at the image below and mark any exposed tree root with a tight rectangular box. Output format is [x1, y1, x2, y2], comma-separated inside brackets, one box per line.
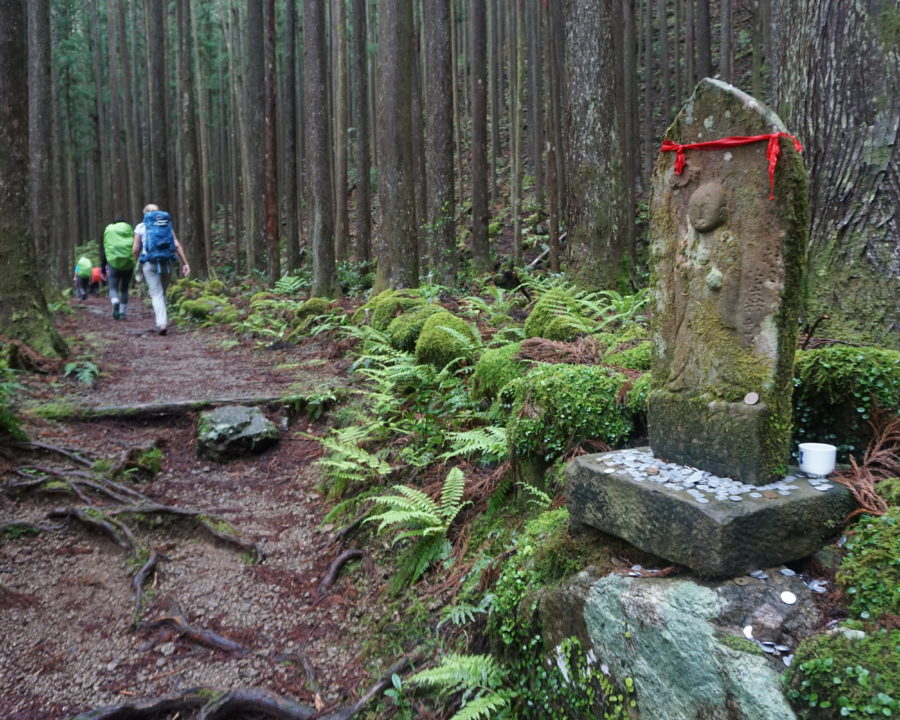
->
[7, 465, 263, 561]
[131, 549, 163, 623]
[140, 598, 247, 654]
[14, 440, 95, 466]
[71, 689, 210, 720]
[71, 651, 426, 720]
[47, 507, 137, 552]
[317, 549, 363, 595]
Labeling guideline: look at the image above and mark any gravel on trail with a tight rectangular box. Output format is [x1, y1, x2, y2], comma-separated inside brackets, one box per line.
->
[1, 295, 395, 719]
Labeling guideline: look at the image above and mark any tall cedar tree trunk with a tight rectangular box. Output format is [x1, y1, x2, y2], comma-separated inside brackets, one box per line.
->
[510, 0, 524, 266]
[189, 0, 212, 272]
[147, 0, 169, 209]
[27, 0, 53, 282]
[0, 0, 66, 358]
[333, 0, 350, 262]
[469, 0, 490, 272]
[107, 0, 128, 217]
[696, 0, 712, 78]
[284, 0, 302, 271]
[720, 0, 733, 83]
[423, 0, 456, 285]
[377, 0, 419, 289]
[89, 0, 110, 225]
[246, 2, 266, 270]
[305, 0, 338, 296]
[176, 0, 205, 276]
[264, 0, 280, 285]
[526, 0, 544, 207]
[564, 0, 629, 288]
[773, 0, 900, 347]
[350, 0, 371, 262]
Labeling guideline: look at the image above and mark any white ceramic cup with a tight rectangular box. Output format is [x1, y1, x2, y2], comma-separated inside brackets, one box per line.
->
[798, 442, 837, 477]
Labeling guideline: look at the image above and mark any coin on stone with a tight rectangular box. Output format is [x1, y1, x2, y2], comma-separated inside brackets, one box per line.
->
[744, 391, 759, 405]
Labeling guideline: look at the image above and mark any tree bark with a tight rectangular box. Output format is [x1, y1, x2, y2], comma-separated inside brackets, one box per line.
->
[147, 0, 169, 210]
[469, 0, 490, 272]
[772, 0, 900, 347]
[377, 0, 419, 288]
[720, 0, 733, 83]
[695, 0, 711, 78]
[0, 0, 67, 358]
[305, 0, 338, 296]
[27, 0, 53, 277]
[333, 0, 350, 262]
[564, 0, 629, 288]
[246, 1, 266, 270]
[350, 0, 371, 263]
[423, 0, 457, 285]
[264, 0, 280, 286]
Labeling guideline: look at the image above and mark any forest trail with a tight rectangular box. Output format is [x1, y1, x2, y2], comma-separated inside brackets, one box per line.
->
[1, 294, 388, 719]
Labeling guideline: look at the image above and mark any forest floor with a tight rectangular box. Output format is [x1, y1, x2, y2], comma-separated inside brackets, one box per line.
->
[0, 293, 405, 719]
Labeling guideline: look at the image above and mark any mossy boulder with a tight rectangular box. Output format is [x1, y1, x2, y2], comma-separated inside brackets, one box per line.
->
[206, 279, 229, 297]
[180, 295, 236, 323]
[470, 342, 526, 401]
[295, 297, 332, 322]
[783, 628, 898, 719]
[386, 304, 444, 352]
[353, 289, 425, 330]
[524, 288, 589, 340]
[250, 291, 278, 307]
[793, 345, 900, 460]
[167, 278, 202, 305]
[505, 364, 632, 463]
[414, 311, 481, 369]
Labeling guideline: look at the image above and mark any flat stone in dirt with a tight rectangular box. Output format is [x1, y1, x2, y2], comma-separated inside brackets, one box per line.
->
[197, 405, 279, 462]
[567, 452, 855, 576]
[648, 78, 808, 484]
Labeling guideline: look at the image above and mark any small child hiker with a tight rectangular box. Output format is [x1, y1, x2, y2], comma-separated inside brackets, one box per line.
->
[132, 204, 190, 335]
[101, 218, 136, 320]
[73, 255, 92, 301]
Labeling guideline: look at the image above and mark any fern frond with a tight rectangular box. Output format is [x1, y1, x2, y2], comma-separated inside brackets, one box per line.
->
[409, 653, 505, 695]
[440, 426, 508, 462]
[439, 467, 467, 520]
[450, 693, 511, 720]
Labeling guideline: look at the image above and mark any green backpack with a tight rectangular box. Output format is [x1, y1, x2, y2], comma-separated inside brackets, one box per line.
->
[103, 221, 135, 271]
[75, 256, 92, 279]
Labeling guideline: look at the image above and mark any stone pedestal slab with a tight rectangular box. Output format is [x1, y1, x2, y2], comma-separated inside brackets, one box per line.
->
[567, 451, 855, 577]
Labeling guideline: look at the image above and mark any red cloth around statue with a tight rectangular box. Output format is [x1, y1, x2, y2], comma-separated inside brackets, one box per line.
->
[659, 133, 803, 200]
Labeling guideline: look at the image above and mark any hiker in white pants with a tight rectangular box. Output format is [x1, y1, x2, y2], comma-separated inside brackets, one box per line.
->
[132, 203, 190, 335]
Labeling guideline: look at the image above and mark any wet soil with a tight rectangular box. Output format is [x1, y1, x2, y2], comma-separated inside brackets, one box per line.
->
[1, 295, 395, 719]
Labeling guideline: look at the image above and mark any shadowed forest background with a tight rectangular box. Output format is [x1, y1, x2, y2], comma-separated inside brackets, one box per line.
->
[2, 0, 898, 353]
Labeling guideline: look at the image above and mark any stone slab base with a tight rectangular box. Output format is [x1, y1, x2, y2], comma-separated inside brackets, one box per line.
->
[649, 391, 785, 485]
[567, 451, 856, 577]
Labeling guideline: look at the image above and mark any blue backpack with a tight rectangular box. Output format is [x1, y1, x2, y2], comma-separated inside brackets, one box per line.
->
[140, 211, 176, 264]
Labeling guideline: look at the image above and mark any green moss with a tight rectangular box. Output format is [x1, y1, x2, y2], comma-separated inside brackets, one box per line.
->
[784, 629, 898, 719]
[470, 342, 526, 401]
[386, 304, 444, 352]
[353, 289, 425, 330]
[29, 400, 79, 420]
[605, 340, 652, 371]
[715, 632, 765, 656]
[180, 295, 234, 321]
[524, 288, 588, 340]
[836, 507, 900, 620]
[793, 345, 900, 459]
[506, 364, 632, 463]
[877, 478, 900, 507]
[414, 311, 481, 369]
[296, 296, 332, 320]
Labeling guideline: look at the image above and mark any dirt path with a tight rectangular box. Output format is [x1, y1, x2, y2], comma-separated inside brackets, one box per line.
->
[1, 296, 390, 719]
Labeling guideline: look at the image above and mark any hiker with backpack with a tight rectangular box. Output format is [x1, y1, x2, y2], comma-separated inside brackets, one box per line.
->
[101, 218, 135, 320]
[132, 203, 190, 335]
[73, 255, 92, 301]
